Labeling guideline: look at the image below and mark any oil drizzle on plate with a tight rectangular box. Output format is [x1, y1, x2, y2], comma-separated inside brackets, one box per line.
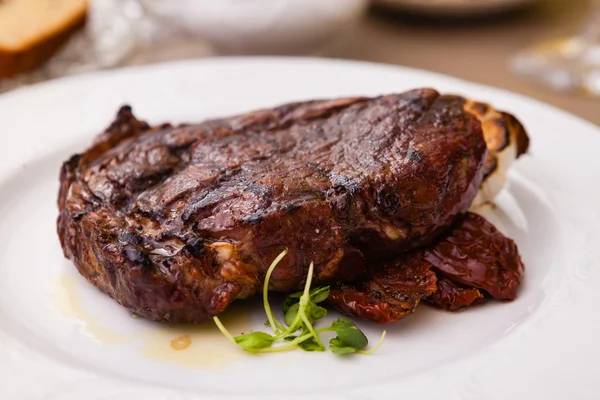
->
[138, 303, 252, 369]
[50, 274, 253, 368]
[51, 274, 126, 344]
[171, 334, 192, 350]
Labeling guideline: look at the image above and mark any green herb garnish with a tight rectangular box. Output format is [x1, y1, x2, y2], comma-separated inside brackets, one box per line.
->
[213, 249, 385, 355]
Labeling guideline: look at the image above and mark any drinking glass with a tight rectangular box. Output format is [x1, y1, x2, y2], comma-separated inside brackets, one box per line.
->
[511, 9, 600, 95]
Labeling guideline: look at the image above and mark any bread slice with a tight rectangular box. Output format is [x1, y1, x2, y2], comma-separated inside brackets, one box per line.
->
[0, 0, 88, 78]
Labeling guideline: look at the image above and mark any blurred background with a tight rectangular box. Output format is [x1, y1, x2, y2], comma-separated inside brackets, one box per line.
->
[1, 0, 598, 124]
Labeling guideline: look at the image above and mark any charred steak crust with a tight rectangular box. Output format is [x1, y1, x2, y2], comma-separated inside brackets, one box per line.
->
[58, 89, 488, 323]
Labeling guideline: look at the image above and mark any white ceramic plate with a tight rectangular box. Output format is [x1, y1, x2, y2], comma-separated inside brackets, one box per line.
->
[0, 58, 598, 400]
[374, 0, 539, 16]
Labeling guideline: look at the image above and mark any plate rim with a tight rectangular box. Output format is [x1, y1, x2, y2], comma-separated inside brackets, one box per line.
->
[2, 55, 598, 133]
[1, 56, 599, 399]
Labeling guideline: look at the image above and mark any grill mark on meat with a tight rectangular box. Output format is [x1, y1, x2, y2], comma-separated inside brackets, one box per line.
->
[182, 237, 205, 258]
[119, 231, 144, 246]
[306, 162, 328, 177]
[72, 211, 86, 221]
[58, 89, 492, 323]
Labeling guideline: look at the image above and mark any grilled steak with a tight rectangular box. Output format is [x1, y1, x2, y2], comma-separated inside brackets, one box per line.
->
[58, 89, 511, 323]
[328, 212, 525, 323]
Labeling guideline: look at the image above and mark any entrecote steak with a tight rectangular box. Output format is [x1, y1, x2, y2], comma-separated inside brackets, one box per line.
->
[57, 89, 527, 323]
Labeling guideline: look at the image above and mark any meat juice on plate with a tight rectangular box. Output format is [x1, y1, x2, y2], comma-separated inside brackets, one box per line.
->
[50, 274, 251, 368]
[50, 274, 126, 345]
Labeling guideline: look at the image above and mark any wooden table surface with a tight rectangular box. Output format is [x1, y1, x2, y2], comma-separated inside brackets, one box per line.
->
[132, 0, 599, 126]
[346, 0, 600, 125]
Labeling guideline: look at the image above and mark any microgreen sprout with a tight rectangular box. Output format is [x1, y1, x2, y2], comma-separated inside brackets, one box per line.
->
[213, 249, 386, 355]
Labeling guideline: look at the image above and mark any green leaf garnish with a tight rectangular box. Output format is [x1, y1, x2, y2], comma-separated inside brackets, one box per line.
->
[329, 337, 358, 355]
[282, 286, 330, 313]
[234, 332, 276, 350]
[308, 286, 331, 304]
[263, 249, 289, 335]
[297, 337, 325, 352]
[357, 330, 387, 355]
[213, 250, 385, 356]
[213, 315, 236, 344]
[284, 302, 300, 327]
[329, 317, 368, 350]
[285, 300, 327, 327]
[305, 302, 328, 322]
[287, 291, 303, 299]
[295, 262, 326, 351]
[282, 296, 298, 314]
